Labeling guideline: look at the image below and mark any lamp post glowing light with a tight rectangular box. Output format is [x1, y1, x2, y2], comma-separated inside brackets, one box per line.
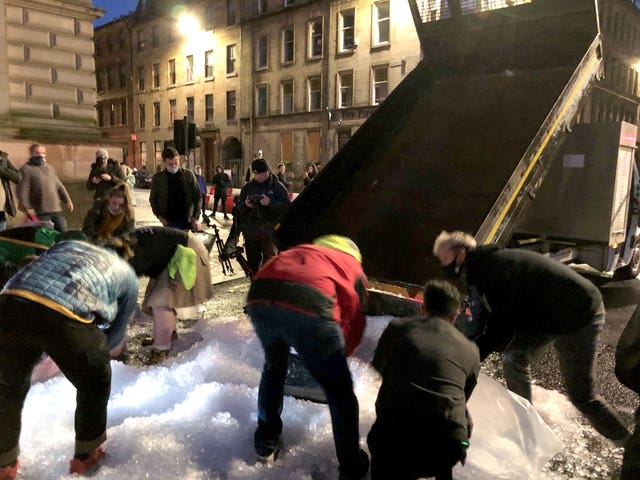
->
[178, 14, 199, 36]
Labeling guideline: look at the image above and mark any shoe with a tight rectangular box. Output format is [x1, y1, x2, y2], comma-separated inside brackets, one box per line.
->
[145, 348, 170, 365]
[256, 439, 283, 462]
[338, 448, 369, 480]
[69, 446, 105, 475]
[0, 460, 19, 480]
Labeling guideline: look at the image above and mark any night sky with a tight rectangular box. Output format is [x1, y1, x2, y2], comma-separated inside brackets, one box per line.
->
[93, 0, 139, 27]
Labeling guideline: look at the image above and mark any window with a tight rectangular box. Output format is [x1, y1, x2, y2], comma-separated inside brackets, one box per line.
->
[140, 141, 147, 164]
[138, 67, 145, 91]
[281, 131, 293, 164]
[168, 59, 176, 86]
[153, 101, 161, 126]
[226, 90, 236, 119]
[256, 35, 268, 69]
[226, 44, 236, 74]
[151, 25, 159, 47]
[169, 99, 177, 123]
[256, 84, 268, 116]
[185, 55, 194, 83]
[205, 50, 214, 78]
[97, 106, 104, 127]
[227, 0, 236, 26]
[136, 29, 144, 51]
[373, 2, 390, 46]
[281, 79, 294, 114]
[338, 71, 353, 108]
[339, 9, 355, 51]
[109, 103, 115, 126]
[282, 28, 294, 63]
[120, 99, 127, 124]
[308, 75, 321, 111]
[138, 103, 146, 128]
[96, 70, 104, 92]
[152, 63, 160, 88]
[205, 5, 214, 30]
[154, 141, 162, 165]
[309, 18, 323, 58]
[258, 0, 267, 14]
[307, 130, 320, 163]
[186, 96, 194, 121]
[119, 63, 126, 88]
[372, 65, 388, 104]
[205, 94, 214, 122]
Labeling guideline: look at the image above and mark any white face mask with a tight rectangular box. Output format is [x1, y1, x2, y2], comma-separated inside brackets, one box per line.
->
[166, 165, 179, 174]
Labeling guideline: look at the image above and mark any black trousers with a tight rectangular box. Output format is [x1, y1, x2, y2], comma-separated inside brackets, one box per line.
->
[0, 296, 111, 466]
[367, 422, 464, 480]
[212, 193, 228, 216]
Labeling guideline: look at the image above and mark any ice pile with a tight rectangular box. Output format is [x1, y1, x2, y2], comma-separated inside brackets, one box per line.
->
[15, 315, 616, 479]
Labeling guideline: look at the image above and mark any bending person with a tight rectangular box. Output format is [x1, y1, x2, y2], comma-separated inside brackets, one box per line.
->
[0, 240, 138, 479]
[128, 227, 212, 363]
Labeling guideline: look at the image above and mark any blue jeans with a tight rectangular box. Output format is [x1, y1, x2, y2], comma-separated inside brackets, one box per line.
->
[502, 303, 630, 441]
[38, 212, 67, 232]
[246, 303, 363, 472]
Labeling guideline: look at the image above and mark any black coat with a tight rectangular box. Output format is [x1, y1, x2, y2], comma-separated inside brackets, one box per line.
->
[212, 172, 231, 194]
[86, 158, 126, 200]
[128, 227, 188, 278]
[372, 316, 480, 442]
[465, 245, 603, 359]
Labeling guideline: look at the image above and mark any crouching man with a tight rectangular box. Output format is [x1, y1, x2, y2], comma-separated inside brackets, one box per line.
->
[245, 235, 370, 480]
[0, 240, 138, 479]
[368, 280, 480, 480]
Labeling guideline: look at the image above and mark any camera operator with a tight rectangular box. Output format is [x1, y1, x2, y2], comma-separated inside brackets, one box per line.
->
[233, 157, 290, 273]
[86, 149, 126, 202]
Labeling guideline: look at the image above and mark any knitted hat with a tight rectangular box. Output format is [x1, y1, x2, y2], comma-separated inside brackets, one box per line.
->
[312, 235, 362, 263]
[251, 158, 270, 173]
[96, 148, 109, 159]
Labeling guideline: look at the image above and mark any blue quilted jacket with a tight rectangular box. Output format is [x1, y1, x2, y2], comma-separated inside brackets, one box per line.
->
[2, 241, 138, 348]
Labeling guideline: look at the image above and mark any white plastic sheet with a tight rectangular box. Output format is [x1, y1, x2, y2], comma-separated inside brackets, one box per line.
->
[457, 373, 563, 479]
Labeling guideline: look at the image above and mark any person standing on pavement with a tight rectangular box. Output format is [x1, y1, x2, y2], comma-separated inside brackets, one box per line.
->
[616, 304, 640, 479]
[194, 166, 209, 226]
[149, 147, 201, 231]
[17, 143, 73, 232]
[245, 235, 370, 480]
[211, 165, 231, 222]
[0, 151, 21, 231]
[231, 157, 290, 273]
[432, 230, 631, 446]
[0, 240, 138, 479]
[367, 280, 479, 480]
[86, 149, 125, 202]
[276, 163, 293, 192]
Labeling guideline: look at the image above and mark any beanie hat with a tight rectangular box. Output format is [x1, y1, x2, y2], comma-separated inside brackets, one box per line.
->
[96, 148, 109, 159]
[251, 158, 270, 173]
[312, 235, 362, 263]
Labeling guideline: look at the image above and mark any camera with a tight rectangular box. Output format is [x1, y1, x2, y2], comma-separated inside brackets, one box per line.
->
[249, 194, 263, 205]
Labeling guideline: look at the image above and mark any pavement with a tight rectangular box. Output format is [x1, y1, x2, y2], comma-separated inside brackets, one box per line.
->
[131, 187, 241, 285]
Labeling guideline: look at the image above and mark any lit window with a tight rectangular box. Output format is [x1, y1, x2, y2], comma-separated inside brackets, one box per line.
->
[226, 45, 236, 74]
[152, 63, 160, 88]
[186, 96, 194, 121]
[226, 91, 236, 119]
[153, 101, 161, 126]
[185, 55, 194, 82]
[138, 104, 146, 128]
[168, 59, 176, 86]
[205, 94, 214, 121]
[169, 99, 176, 122]
[205, 50, 214, 78]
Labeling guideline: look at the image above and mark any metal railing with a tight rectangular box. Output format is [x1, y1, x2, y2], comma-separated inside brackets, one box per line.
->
[412, 0, 532, 23]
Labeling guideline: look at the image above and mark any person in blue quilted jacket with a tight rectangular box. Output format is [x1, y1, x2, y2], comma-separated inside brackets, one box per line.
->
[0, 240, 138, 479]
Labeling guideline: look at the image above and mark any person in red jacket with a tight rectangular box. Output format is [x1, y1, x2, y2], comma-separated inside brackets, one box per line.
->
[245, 235, 369, 480]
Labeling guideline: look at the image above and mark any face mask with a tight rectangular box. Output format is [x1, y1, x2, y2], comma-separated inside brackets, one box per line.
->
[107, 206, 122, 215]
[31, 156, 45, 166]
[442, 260, 462, 279]
[166, 165, 179, 174]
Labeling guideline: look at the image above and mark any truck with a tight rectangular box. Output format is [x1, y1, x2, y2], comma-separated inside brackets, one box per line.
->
[273, 0, 640, 290]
